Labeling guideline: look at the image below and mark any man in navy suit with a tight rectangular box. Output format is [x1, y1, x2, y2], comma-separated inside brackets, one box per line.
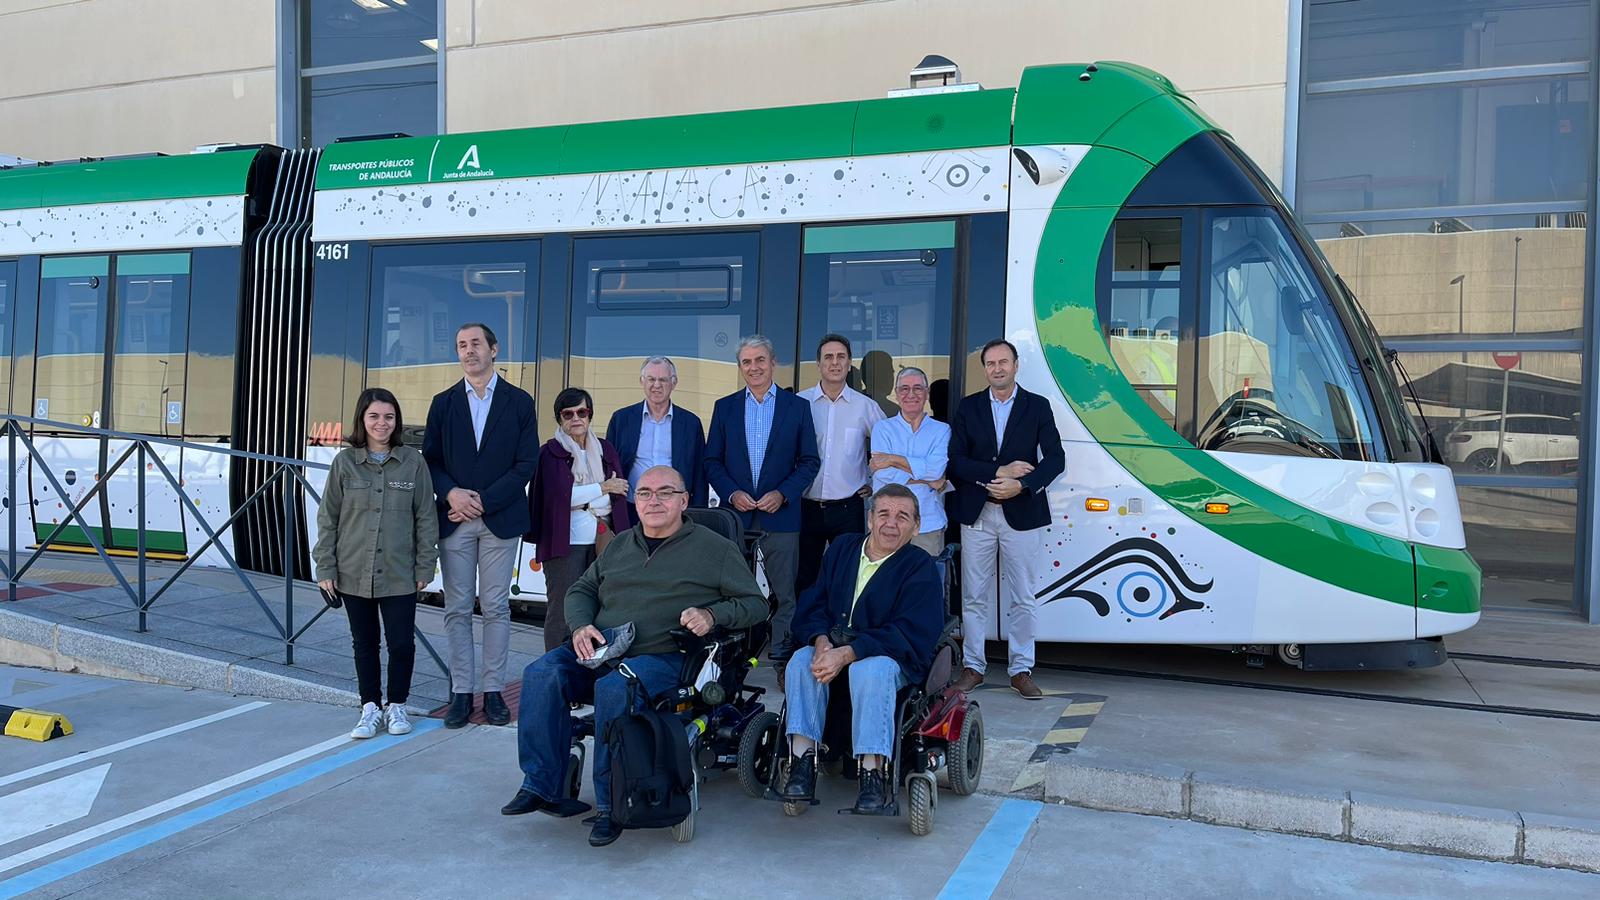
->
[604, 356, 707, 513]
[948, 338, 1064, 700]
[704, 335, 820, 661]
[423, 322, 539, 728]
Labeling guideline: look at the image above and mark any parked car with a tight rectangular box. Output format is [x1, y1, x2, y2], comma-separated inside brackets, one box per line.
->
[1443, 414, 1580, 473]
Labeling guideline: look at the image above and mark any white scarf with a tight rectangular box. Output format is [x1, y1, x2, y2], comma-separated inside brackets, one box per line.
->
[555, 428, 611, 517]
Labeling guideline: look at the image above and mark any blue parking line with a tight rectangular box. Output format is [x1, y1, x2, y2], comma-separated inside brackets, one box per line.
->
[937, 798, 1043, 900]
[0, 719, 443, 899]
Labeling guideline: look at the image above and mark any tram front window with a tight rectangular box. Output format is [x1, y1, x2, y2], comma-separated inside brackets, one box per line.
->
[366, 242, 535, 444]
[1197, 212, 1382, 461]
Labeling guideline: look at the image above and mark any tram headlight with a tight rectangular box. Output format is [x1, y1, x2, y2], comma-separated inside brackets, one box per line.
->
[1013, 146, 1071, 186]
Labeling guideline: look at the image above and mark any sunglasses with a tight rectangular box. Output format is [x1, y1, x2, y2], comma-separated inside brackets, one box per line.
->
[560, 408, 592, 421]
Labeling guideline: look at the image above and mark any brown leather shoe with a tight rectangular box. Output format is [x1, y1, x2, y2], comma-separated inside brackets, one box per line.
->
[953, 667, 984, 693]
[1010, 671, 1044, 700]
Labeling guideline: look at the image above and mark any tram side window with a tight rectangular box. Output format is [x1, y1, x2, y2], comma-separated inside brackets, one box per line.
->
[366, 242, 536, 444]
[111, 253, 190, 436]
[570, 232, 759, 427]
[800, 221, 956, 419]
[0, 261, 13, 413]
[1103, 218, 1184, 430]
[1196, 211, 1381, 461]
[36, 256, 110, 429]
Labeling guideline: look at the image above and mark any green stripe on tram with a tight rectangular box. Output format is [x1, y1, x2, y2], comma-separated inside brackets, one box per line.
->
[41, 256, 109, 278]
[1017, 62, 1462, 611]
[35, 523, 187, 555]
[0, 151, 258, 212]
[804, 220, 956, 254]
[115, 253, 191, 276]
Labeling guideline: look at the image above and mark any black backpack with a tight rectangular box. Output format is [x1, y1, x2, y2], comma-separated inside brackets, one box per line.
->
[603, 670, 693, 830]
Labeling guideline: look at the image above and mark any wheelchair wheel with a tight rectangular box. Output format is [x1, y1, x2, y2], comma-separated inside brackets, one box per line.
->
[737, 710, 782, 799]
[672, 757, 701, 843]
[908, 775, 934, 836]
[947, 708, 983, 797]
[563, 745, 586, 800]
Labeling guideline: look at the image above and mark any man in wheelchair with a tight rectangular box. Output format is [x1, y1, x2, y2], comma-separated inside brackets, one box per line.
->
[778, 483, 944, 813]
[503, 466, 769, 846]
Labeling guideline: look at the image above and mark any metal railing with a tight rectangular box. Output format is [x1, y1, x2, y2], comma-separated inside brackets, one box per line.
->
[0, 414, 447, 677]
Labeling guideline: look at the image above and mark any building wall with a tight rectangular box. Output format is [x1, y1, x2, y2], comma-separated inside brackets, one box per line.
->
[445, 0, 1291, 182]
[0, 0, 276, 160]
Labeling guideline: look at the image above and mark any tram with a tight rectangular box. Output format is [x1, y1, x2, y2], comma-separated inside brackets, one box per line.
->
[0, 62, 1479, 667]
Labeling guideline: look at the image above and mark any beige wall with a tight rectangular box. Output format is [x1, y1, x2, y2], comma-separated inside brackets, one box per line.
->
[447, 0, 1291, 184]
[0, 0, 276, 159]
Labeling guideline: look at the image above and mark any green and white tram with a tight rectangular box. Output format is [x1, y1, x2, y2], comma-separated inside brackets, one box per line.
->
[0, 62, 1479, 666]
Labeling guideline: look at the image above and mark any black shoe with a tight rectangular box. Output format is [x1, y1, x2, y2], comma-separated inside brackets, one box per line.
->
[780, 750, 817, 801]
[588, 815, 622, 847]
[444, 693, 473, 729]
[501, 789, 546, 816]
[855, 767, 888, 813]
[483, 691, 511, 726]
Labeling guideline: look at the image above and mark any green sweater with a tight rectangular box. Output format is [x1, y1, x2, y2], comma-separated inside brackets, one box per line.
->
[563, 518, 768, 657]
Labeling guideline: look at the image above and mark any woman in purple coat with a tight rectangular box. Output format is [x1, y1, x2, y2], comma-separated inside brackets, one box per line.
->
[526, 387, 634, 653]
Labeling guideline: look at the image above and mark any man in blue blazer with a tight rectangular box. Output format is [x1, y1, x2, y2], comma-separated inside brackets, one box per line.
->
[604, 356, 707, 512]
[704, 335, 820, 660]
[422, 322, 539, 729]
[948, 338, 1064, 700]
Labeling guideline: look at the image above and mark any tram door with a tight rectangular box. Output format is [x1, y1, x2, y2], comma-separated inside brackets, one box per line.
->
[29, 253, 192, 555]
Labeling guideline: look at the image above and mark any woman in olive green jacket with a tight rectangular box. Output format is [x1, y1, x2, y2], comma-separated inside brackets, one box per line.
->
[313, 388, 440, 739]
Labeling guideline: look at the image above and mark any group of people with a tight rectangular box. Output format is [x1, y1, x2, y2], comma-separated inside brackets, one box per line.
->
[312, 321, 1064, 845]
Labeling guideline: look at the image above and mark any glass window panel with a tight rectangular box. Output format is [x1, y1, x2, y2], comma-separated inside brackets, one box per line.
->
[570, 233, 759, 427]
[306, 63, 437, 147]
[304, 0, 438, 69]
[1399, 350, 1581, 476]
[0, 261, 14, 413]
[1197, 212, 1383, 461]
[799, 230, 956, 419]
[1306, 0, 1594, 82]
[1311, 214, 1587, 341]
[367, 243, 536, 443]
[36, 257, 109, 428]
[1102, 218, 1185, 430]
[1460, 484, 1576, 612]
[1299, 76, 1590, 214]
[111, 253, 190, 436]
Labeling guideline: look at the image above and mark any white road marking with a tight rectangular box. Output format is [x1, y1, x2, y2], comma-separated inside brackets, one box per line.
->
[0, 731, 352, 875]
[0, 765, 110, 847]
[0, 701, 271, 791]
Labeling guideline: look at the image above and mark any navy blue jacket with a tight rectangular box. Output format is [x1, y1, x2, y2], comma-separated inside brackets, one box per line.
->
[422, 378, 539, 540]
[790, 534, 945, 684]
[703, 387, 820, 533]
[605, 401, 708, 507]
[948, 386, 1065, 531]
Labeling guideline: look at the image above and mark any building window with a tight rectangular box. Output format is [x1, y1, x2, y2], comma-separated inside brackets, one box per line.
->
[282, 0, 442, 149]
[1294, 0, 1598, 613]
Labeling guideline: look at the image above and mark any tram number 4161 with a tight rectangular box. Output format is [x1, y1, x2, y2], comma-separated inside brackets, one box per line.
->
[315, 242, 351, 261]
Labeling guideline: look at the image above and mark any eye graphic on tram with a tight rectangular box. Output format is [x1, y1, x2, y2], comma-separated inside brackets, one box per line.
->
[1034, 537, 1213, 620]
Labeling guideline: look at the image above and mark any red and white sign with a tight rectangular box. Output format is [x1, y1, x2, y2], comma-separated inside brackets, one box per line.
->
[1492, 352, 1521, 371]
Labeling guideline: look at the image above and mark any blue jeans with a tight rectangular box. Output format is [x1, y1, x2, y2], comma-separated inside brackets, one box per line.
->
[784, 645, 906, 760]
[516, 636, 682, 813]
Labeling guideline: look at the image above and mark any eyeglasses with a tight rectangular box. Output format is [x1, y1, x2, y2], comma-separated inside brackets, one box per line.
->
[559, 408, 592, 421]
[635, 488, 686, 503]
[642, 377, 674, 386]
[895, 385, 928, 395]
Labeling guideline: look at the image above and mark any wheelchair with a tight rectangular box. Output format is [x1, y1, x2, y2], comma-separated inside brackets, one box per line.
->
[562, 507, 777, 843]
[736, 545, 984, 836]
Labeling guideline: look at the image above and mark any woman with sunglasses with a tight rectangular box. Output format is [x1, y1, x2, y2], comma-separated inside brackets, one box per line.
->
[526, 387, 634, 652]
[313, 387, 439, 739]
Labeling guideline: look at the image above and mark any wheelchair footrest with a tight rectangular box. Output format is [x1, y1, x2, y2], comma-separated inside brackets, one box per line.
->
[763, 787, 820, 806]
[838, 801, 899, 817]
[539, 798, 593, 818]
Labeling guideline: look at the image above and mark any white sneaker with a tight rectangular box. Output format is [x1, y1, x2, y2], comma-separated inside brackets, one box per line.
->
[351, 702, 384, 739]
[385, 702, 412, 735]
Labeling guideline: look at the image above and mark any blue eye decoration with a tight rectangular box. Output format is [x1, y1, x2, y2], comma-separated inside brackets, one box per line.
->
[1034, 537, 1212, 620]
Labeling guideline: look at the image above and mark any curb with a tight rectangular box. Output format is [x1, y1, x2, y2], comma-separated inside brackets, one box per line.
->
[0, 605, 360, 709]
[1043, 756, 1600, 875]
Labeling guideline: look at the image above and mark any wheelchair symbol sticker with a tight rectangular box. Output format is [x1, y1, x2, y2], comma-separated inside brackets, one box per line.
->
[166, 402, 182, 425]
[34, 399, 47, 418]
